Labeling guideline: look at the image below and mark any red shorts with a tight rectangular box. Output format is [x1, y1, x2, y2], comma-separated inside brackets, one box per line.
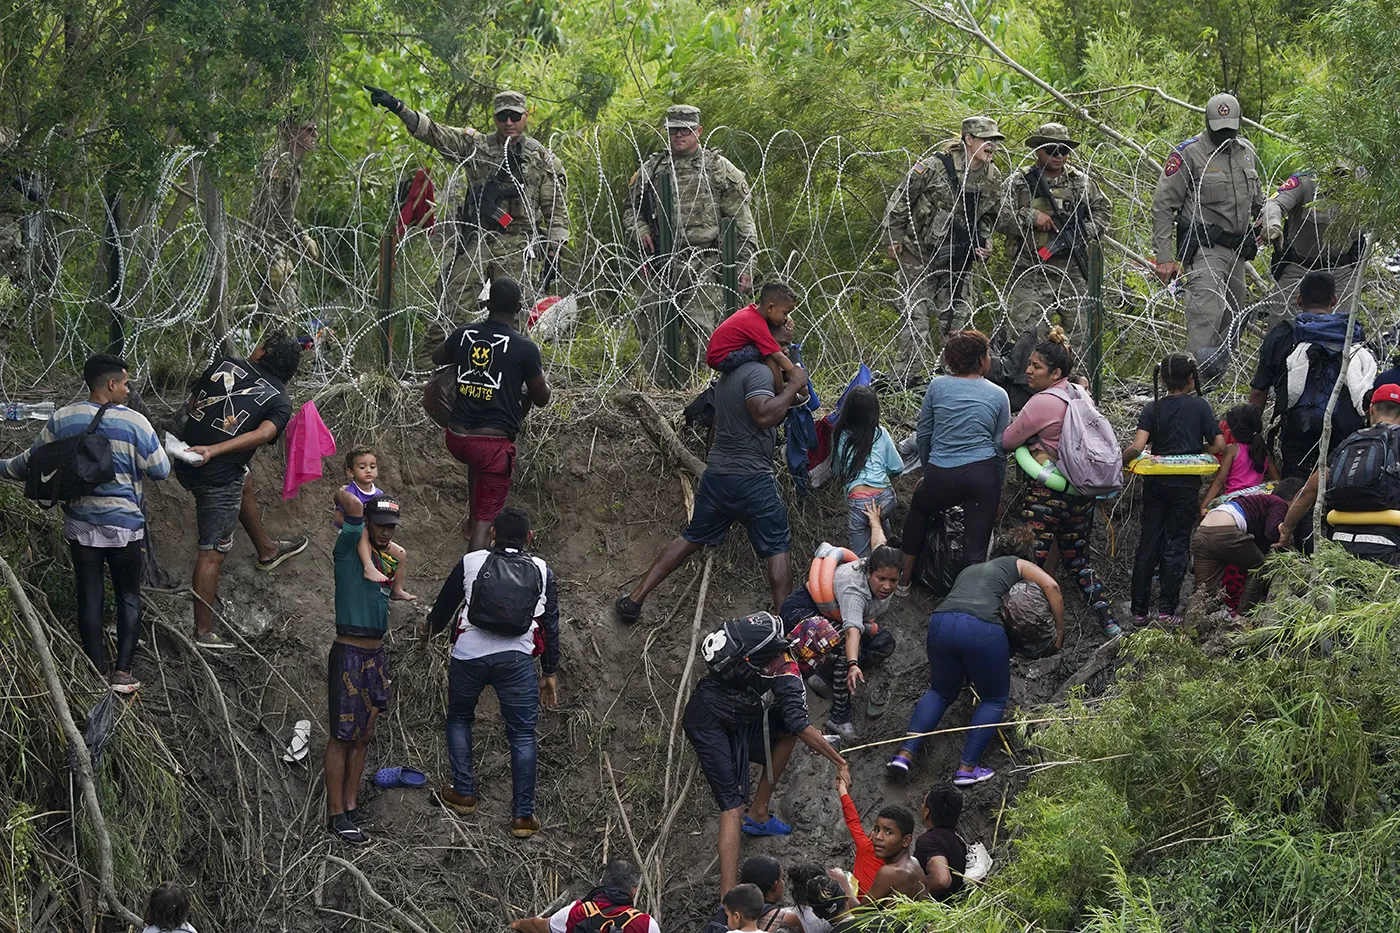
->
[445, 430, 516, 523]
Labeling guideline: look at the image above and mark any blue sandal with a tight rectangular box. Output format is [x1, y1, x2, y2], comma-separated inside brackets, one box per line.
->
[742, 814, 793, 837]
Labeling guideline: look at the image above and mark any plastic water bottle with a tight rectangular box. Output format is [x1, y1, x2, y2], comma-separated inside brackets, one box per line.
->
[3, 401, 56, 421]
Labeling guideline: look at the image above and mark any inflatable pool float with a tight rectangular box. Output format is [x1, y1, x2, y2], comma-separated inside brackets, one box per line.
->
[807, 542, 859, 621]
[1127, 453, 1220, 475]
[1014, 446, 1080, 497]
[1326, 509, 1400, 527]
[1208, 482, 1276, 509]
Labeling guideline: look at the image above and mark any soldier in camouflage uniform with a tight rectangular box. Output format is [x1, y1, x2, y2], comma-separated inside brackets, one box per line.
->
[624, 104, 757, 384]
[884, 115, 1004, 376]
[1260, 166, 1366, 318]
[369, 87, 568, 321]
[996, 123, 1112, 398]
[249, 118, 320, 321]
[1150, 93, 1264, 377]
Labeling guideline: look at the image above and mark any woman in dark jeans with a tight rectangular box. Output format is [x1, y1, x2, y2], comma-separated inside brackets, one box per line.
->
[899, 331, 1012, 592]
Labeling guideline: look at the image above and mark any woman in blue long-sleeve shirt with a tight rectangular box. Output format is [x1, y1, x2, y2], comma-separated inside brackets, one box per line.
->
[899, 331, 1011, 590]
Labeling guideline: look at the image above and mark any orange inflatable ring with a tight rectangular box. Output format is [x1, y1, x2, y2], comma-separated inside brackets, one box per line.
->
[806, 543, 859, 621]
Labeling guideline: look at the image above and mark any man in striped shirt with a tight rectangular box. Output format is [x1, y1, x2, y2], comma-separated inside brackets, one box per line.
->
[2, 354, 169, 693]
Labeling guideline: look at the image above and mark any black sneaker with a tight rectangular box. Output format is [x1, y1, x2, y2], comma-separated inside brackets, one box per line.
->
[614, 595, 642, 625]
[346, 808, 372, 827]
[329, 813, 368, 845]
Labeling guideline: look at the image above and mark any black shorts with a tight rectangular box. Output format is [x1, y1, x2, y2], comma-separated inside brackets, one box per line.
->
[683, 700, 785, 811]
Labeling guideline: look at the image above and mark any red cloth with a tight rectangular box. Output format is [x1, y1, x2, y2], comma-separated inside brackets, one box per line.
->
[396, 168, 436, 235]
[705, 304, 782, 369]
[444, 430, 516, 522]
[281, 400, 336, 500]
[841, 792, 881, 894]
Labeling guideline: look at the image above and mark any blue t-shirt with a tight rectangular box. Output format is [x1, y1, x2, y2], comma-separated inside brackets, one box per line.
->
[333, 517, 390, 638]
[833, 426, 903, 495]
[917, 376, 1012, 468]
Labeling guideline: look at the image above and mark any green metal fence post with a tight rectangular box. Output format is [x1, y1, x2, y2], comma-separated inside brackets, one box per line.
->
[1088, 241, 1104, 402]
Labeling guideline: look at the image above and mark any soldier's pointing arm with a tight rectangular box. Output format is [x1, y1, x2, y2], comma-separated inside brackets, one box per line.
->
[402, 110, 484, 163]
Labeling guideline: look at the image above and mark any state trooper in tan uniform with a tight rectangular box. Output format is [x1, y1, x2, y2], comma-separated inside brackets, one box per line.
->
[997, 123, 1112, 389]
[249, 118, 320, 321]
[885, 115, 1004, 376]
[624, 104, 757, 384]
[1150, 92, 1264, 376]
[368, 86, 568, 319]
[1260, 166, 1367, 317]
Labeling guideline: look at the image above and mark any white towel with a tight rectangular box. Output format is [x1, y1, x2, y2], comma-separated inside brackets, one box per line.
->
[1283, 342, 1377, 416]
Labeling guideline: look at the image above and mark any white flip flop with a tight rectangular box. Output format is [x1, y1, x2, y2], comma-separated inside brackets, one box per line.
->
[282, 720, 312, 763]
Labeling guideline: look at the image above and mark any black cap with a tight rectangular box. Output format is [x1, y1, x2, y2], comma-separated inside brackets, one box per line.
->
[364, 494, 402, 526]
[487, 277, 522, 316]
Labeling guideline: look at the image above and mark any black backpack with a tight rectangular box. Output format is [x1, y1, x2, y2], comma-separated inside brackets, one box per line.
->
[24, 404, 115, 508]
[700, 612, 788, 684]
[466, 549, 544, 636]
[1325, 424, 1400, 513]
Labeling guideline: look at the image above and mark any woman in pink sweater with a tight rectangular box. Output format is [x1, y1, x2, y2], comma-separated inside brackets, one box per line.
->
[1001, 328, 1122, 638]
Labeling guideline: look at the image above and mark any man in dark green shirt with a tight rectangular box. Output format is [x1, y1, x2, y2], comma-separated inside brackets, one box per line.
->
[324, 488, 403, 845]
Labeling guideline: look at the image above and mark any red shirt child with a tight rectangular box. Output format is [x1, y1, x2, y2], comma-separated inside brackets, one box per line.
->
[705, 285, 798, 375]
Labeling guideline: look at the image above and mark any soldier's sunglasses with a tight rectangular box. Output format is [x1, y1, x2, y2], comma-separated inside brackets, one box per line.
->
[495, 111, 524, 123]
[1043, 145, 1072, 157]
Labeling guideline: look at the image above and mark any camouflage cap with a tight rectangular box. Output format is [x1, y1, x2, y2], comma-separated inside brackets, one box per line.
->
[1025, 122, 1079, 149]
[493, 90, 528, 115]
[663, 105, 702, 129]
[1205, 92, 1242, 131]
[961, 115, 1004, 141]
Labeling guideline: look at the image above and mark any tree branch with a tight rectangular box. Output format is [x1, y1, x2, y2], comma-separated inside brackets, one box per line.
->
[0, 553, 143, 929]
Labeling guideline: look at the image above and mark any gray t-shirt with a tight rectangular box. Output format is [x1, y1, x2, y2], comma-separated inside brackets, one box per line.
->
[935, 556, 1023, 624]
[708, 362, 778, 475]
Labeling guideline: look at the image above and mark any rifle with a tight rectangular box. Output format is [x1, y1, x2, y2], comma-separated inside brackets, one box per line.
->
[927, 152, 981, 302]
[1026, 166, 1091, 280]
[456, 139, 524, 253]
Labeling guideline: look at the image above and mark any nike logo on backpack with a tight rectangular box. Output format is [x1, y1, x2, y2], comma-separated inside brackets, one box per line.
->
[40, 469, 57, 484]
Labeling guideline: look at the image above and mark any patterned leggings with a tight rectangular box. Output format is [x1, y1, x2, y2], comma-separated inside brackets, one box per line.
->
[1021, 483, 1117, 629]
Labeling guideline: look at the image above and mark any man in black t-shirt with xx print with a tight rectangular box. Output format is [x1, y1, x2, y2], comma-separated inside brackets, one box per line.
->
[431, 277, 552, 551]
[175, 332, 308, 648]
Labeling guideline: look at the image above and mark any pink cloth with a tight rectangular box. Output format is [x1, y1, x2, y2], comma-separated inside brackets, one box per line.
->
[1224, 444, 1268, 493]
[1002, 378, 1070, 460]
[282, 400, 337, 500]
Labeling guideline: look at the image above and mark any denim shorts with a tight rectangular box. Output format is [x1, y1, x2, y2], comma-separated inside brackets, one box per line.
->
[682, 471, 791, 559]
[184, 469, 248, 552]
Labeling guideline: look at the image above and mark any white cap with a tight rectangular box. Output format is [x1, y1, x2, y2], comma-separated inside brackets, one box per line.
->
[1205, 93, 1242, 131]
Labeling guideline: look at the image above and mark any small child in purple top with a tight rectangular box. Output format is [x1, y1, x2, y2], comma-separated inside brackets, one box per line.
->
[335, 448, 415, 601]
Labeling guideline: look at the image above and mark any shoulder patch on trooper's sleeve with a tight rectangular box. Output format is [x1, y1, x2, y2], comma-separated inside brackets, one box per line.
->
[1279, 174, 1301, 191]
[1164, 151, 1183, 177]
[464, 126, 477, 137]
[1175, 136, 1198, 152]
[912, 161, 927, 175]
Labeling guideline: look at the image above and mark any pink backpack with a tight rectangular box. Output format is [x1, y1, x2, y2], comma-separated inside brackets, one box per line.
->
[1044, 383, 1123, 497]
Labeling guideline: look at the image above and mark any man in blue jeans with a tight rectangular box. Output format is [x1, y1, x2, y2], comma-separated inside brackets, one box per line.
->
[615, 323, 809, 623]
[426, 508, 559, 838]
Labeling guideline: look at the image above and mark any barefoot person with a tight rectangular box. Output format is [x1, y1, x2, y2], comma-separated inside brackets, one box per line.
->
[175, 331, 308, 647]
[324, 490, 405, 845]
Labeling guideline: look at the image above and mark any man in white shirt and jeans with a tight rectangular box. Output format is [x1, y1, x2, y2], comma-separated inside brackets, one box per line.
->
[426, 508, 559, 838]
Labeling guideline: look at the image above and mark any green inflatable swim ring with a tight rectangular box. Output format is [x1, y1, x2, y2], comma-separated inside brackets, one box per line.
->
[1014, 445, 1080, 497]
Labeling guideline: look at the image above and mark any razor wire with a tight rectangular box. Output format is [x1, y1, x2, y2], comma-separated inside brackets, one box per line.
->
[2, 121, 1396, 431]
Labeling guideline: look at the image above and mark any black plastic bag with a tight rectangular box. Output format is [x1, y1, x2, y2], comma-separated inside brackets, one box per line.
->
[915, 506, 965, 598]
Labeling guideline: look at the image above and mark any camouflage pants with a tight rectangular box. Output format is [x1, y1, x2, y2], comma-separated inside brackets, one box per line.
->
[440, 234, 535, 326]
[894, 250, 969, 375]
[1004, 262, 1088, 380]
[254, 252, 299, 323]
[635, 250, 725, 387]
[1264, 261, 1358, 325]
